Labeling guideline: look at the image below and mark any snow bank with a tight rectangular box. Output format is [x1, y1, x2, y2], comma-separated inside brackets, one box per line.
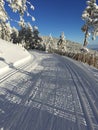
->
[0, 39, 31, 74]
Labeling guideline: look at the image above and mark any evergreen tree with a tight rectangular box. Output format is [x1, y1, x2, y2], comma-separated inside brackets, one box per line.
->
[0, 21, 12, 41]
[23, 23, 34, 49]
[81, 0, 98, 47]
[0, 0, 42, 51]
[30, 26, 43, 49]
[0, 0, 35, 43]
[11, 27, 19, 43]
[6, 0, 35, 21]
[46, 34, 54, 52]
[0, 0, 8, 39]
[0, 0, 8, 22]
[4, 21, 12, 41]
[57, 32, 66, 51]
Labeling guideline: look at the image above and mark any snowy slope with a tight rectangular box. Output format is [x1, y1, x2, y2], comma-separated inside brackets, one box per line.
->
[0, 39, 31, 74]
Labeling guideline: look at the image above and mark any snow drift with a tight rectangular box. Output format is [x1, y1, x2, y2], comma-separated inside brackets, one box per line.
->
[0, 39, 31, 74]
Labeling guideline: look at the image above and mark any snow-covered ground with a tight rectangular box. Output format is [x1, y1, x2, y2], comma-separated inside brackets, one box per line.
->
[0, 39, 31, 75]
[0, 40, 98, 130]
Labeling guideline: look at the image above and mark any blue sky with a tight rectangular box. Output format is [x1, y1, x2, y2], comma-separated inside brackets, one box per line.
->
[31, 0, 86, 44]
[5, 0, 98, 45]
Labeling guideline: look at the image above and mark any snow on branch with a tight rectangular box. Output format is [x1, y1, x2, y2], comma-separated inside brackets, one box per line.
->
[0, 0, 8, 22]
[26, 0, 35, 10]
[81, 0, 98, 47]
[5, 0, 35, 22]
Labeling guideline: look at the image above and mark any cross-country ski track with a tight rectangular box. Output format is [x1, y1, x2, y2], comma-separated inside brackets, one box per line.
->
[0, 50, 98, 130]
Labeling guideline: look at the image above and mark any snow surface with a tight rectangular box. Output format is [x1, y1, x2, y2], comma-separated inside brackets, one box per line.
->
[0, 40, 98, 129]
[0, 47, 98, 130]
[0, 39, 31, 75]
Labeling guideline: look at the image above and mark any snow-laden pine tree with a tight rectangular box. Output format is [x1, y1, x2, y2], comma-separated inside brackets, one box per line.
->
[0, 0, 43, 50]
[46, 34, 54, 52]
[81, 0, 98, 48]
[0, 21, 12, 41]
[4, 21, 12, 41]
[11, 27, 19, 43]
[0, 0, 9, 40]
[31, 26, 43, 49]
[6, 0, 35, 21]
[0, 0, 8, 22]
[18, 21, 33, 48]
[57, 32, 66, 51]
[23, 22, 34, 48]
[0, 0, 35, 43]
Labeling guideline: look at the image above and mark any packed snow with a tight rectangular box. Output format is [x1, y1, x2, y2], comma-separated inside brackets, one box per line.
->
[0, 40, 98, 130]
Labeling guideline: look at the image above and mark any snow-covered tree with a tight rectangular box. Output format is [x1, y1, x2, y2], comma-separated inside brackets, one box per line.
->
[0, 0, 35, 26]
[18, 22, 33, 47]
[0, 0, 43, 51]
[48, 34, 53, 44]
[30, 26, 43, 49]
[7, 0, 27, 15]
[6, 0, 35, 21]
[4, 21, 12, 41]
[11, 27, 19, 43]
[0, 0, 8, 39]
[57, 32, 66, 51]
[46, 34, 54, 52]
[0, 21, 12, 41]
[23, 22, 34, 48]
[0, 0, 8, 22]
[81, 0, 98, 47]
[0, 0, 38, 47]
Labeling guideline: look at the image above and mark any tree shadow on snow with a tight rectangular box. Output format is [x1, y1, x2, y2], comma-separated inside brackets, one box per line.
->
[0, 56, 88, 130]
[0, 93, 85, 130]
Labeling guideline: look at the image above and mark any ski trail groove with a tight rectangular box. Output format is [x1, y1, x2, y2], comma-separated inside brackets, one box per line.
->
[63, 58, 98, 130]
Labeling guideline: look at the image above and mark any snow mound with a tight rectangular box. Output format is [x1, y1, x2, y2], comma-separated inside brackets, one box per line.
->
[80, 47, 89, 53]
[0, 39, 31, 74]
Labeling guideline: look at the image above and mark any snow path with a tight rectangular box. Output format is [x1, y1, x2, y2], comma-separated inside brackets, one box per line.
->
[0, 51, 98, 130]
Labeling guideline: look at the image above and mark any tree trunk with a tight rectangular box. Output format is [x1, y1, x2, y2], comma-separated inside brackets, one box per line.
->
[83, 26, 89, 47]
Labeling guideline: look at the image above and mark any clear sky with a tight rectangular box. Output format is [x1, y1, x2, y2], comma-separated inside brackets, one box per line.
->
[31, 0, 86, 44]
[5, 0, 98, 45]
